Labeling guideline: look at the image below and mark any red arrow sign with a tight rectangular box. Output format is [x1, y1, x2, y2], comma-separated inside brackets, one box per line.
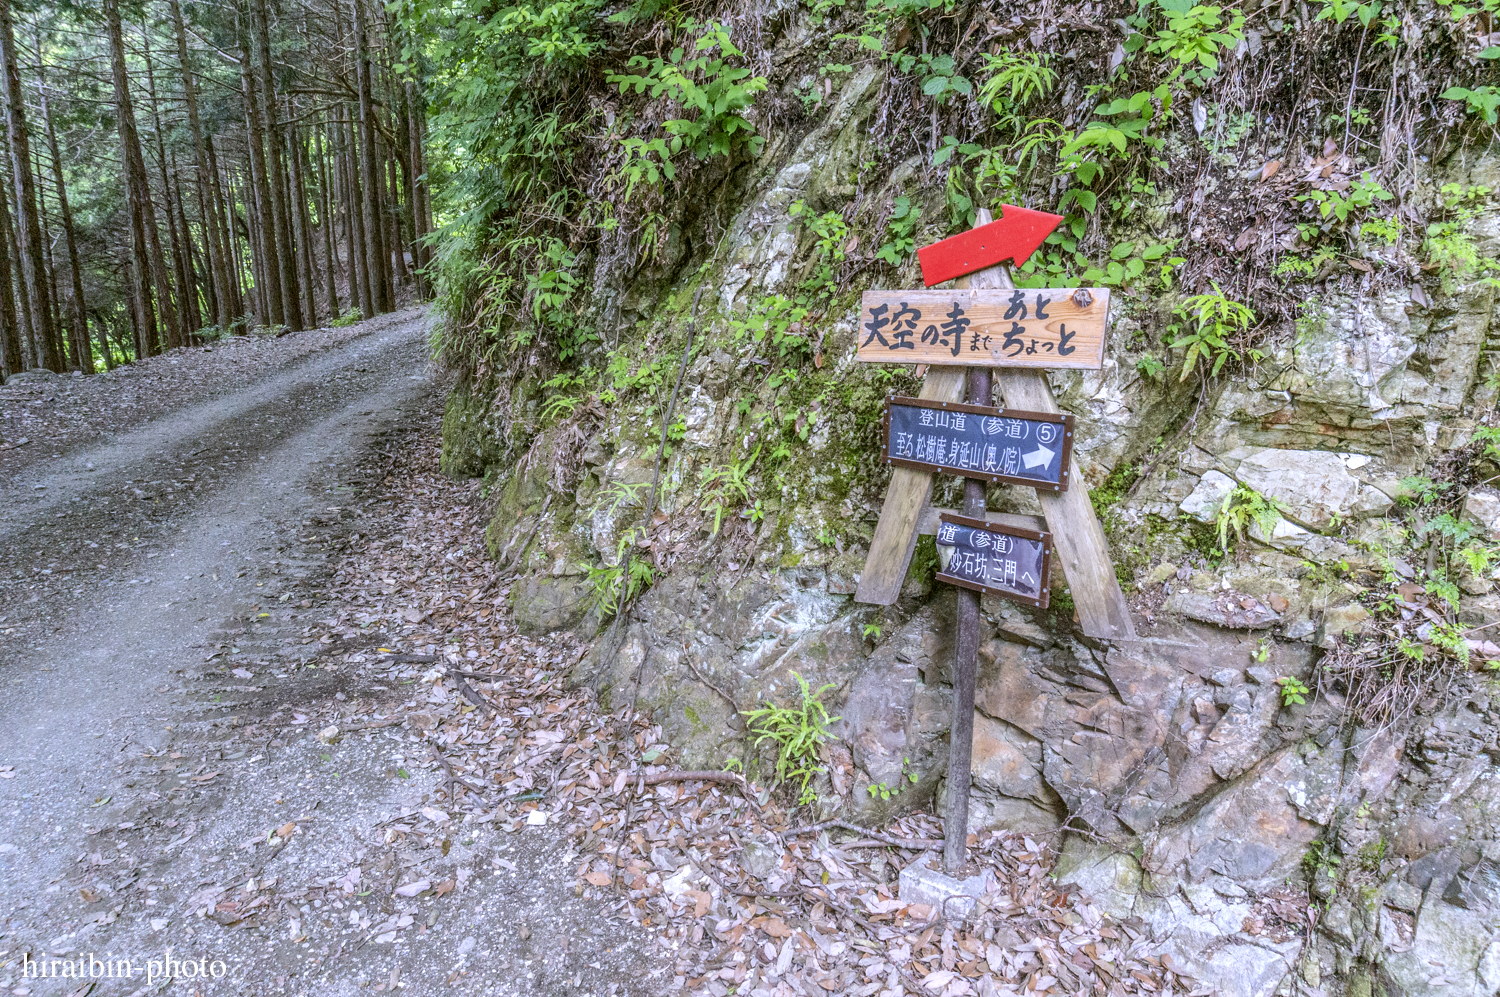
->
[916, 204, 1064, 287]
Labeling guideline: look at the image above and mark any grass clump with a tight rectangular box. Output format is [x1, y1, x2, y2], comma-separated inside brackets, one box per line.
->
[742, 672, 839, 806]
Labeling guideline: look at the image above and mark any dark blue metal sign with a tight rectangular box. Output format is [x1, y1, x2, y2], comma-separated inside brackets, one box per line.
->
[934, 513, 1052, 608]
[882, 395, 1073, 491]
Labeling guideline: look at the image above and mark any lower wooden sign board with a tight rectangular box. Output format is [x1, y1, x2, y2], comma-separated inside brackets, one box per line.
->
[882, 395, 1074, 491]
[934, 513, 1052, 608]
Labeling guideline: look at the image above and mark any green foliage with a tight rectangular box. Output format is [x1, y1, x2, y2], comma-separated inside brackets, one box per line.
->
[1294, 173, 1393, 227]
[538, 392, 583, 423]
[864, 756, 921, 801]
[1356, 837, 1389, 871]
[790, 199, 850, 290]
[614, 138, 678, 200]
[600, 350, 668, 404]
[1080, 240, 1184, 288]
[1197, 105, 1255, 154]
[587, 528, 656, 618]
[1443, 85, 1500, 123]
[1136, 353, 1167, 380]
[876, 195, 920, 267]
[1216, 484, 1284, 551]
[1312, 0, 1384, 25]
[1424, 184, 1500, 291]
[1089, 461, 1140, 519]
[1167, 284, 1255, 380]
[331, 309, 363, 328]
[1131, 0, 1246, 77]
[1063, 85, 1172, 170]
[742, 672, 840, 805]
[607, 23, 767, 169]
[1277, 675, 1311, 706]
[861, 622, 883, 641]
[700, 446, 760, 535]
[1272, 255, 1322, 280]
[976, 51, 1056, 117]
[1432, 622, 1471, 664]
[914, 52, 971, 104]
[1361, 215, 1402, 245]
[1396, 475, 1449, 506]
[596, 479, 650, 515]
[1475, 425, 1500, 461]
[526, 237, 596, 361]
[731, 295, 815, 362]
[1304, 839, 1342, 879]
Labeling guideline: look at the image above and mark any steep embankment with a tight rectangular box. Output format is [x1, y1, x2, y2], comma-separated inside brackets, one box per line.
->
[432, 0, 1500, 991]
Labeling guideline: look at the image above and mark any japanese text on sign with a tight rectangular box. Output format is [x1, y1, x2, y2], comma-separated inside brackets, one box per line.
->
[883, 396, 1073, 491]
[855, 289, 1109, 370]
[935, 514, 1051, 608]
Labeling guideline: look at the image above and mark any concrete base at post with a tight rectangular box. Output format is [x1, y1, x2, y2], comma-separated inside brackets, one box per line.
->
[898, 852, 998, 920]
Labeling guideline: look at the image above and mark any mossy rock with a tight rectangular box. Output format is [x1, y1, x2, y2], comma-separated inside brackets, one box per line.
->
[440, 378, 502, 478]
[510, 572, 594, 635]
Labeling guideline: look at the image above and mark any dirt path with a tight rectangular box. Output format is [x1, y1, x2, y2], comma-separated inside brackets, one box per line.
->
[0, 310, 654, 996]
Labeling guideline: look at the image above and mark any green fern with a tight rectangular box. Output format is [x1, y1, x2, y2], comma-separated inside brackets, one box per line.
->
[741, 672, 840, 806]
[1215, 484, 1284, 551]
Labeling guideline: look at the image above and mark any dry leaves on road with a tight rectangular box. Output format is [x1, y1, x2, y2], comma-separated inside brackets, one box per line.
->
[269, 432, 1200, 997]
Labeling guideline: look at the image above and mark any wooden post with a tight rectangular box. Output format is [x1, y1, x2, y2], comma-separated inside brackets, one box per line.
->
[944, 360, 990, 874]
[854, 365, 967, 605]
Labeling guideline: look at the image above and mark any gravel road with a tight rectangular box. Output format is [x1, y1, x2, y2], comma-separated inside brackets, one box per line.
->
[0, 310, 654, 996]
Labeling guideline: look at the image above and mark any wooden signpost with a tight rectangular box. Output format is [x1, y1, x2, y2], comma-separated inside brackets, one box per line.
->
[934, 514, 1052, 608]
[856, 288, 1110, 369]
[883, 396, 1075, 492]
[855, 206, 1135, 874]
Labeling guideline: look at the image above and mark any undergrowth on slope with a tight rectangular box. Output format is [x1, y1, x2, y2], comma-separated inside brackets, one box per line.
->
[406, 0, 1500, 621]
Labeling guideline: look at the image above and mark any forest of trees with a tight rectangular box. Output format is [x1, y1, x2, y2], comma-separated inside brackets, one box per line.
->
[0, 0, 432, 381]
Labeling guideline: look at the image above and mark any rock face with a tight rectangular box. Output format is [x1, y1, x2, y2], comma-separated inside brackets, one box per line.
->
[1465, 488, 1500, 540]
[440, 38, 1500, 997]
[1232, 448, 1367, 530]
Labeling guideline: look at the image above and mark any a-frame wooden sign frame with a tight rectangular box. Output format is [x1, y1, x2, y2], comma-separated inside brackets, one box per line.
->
[854, 206, 1135, 873]
[855, 208, 1135, 639]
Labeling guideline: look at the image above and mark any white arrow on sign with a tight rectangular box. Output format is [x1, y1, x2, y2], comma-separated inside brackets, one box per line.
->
[1022, 445, 1054, 469]
[1021, 571, 1036, 587]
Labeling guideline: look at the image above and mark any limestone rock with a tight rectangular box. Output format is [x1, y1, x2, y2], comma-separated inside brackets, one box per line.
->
[1144, 744, 1331, 889]
[1464, 487, 1500, 540]
[1141, 562, 1178, 589]
[841, 648, 919, 790]
[1232, 448, 1364, 530]
[1245, 514, 1311, 549]
[4, 368, 57, 382]
[509, 572, 592, 634]
[1178, 470, 1235, 523]
[1053, 840, 1141, 920]
[1165, 589, 1280, 629]
[1317, 603, 1371, 648]
[969, 713, 1047, 803]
